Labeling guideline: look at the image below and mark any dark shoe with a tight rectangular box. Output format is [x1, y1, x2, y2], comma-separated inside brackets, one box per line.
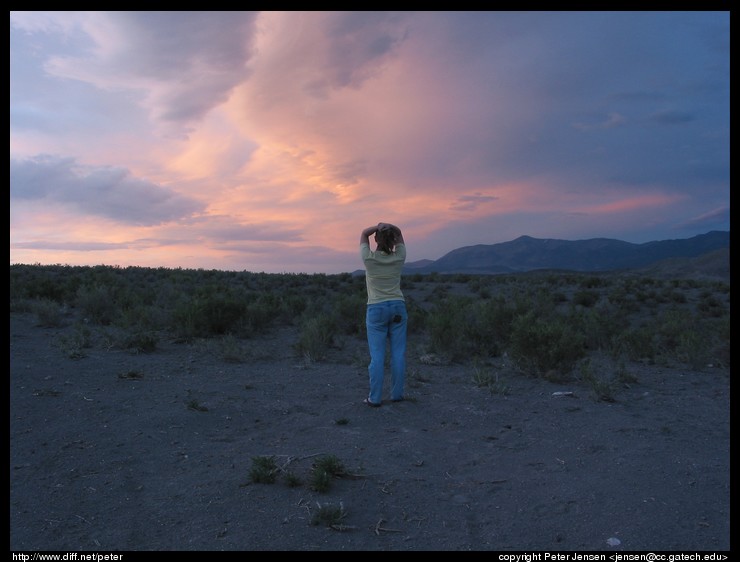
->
[364, 398, 381, 407]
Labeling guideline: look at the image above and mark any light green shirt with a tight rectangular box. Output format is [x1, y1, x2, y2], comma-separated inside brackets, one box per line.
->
[360, 242, 406, 304]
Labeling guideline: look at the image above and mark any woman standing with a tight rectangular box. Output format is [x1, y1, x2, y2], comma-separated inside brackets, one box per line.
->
[359, 222, 407, 407]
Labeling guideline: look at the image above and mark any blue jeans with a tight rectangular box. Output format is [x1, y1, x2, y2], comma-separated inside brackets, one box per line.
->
[365, 300, 407, 404]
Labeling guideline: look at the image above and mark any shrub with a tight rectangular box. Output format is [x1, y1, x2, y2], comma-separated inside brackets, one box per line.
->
[310, 455, 346, 493]
[170, 294, 248, 340]
[471, 363, 509, 395]
[509, 312, 586, 376]
[122, 330, 159, 353]
[612, 326, 656, 362]
[295, 313, 337, 361]
[311, 502, 347, 527]
[572, 290, 599, 308]
[32, 299, 66, 327]
[249, 456, 278, 484]
[426, 296, 475, 360]
[333, 293, 366, 335]
[76, 284, 118, 325]
[310, 469, 332, 493]
[55, 322, 92, 359]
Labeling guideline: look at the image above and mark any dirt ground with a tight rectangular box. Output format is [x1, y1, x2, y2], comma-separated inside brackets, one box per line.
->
[9, 310, 730, 552]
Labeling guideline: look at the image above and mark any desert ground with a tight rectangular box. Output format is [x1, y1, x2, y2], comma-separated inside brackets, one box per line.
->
[10, 264, 730, 552]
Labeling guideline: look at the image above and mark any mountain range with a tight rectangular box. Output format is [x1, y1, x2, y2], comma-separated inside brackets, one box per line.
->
[401, 230, 730, 275]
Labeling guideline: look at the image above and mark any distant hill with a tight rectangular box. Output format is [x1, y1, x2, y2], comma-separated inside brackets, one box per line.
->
[401, 230, 729, 276]
[630, 247, 730, 281]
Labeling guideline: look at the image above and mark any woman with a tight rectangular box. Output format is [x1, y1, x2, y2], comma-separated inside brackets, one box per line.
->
[359, 222, 407, 407]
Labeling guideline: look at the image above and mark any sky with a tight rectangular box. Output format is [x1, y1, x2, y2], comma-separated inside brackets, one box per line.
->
[10, 11, 730, 274]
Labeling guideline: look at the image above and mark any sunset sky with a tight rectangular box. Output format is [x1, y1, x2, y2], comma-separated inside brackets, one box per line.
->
[10, 11, 730, 274]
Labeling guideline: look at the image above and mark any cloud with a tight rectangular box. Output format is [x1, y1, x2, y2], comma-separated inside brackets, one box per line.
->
[11, 240, 131, 252]
[677, 205, 730, 230]
[572, 112, 626, 131]
[183, 215, 305, 243]
[647, 110, 695, 125]
[449, 193, 499, 212]
[31, 11, 260, 136]
[9, 12, 730, 274]
[247, 11, 410, 104]
[10, 155, 205, 225]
